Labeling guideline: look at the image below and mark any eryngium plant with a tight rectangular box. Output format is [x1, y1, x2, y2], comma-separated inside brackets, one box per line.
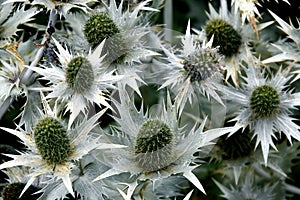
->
[1, 0, 300, 199]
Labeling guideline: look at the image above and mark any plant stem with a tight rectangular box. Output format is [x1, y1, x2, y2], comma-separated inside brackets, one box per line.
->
[0, 10, 58, 120]
[285, 183, 300, 196]
[163, 0, 173, 42]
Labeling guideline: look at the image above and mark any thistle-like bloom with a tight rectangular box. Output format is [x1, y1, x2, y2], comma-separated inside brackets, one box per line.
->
[0, 95, 109, 197]
[203, 0, 271, 86]
[159, 21, 225, 114]
[83, 0, 159, 95]
[93, 86, 236, 198]
[3, 0, 95, 16]
[219, 64, 300, 165]
[27, 38, 122, 126]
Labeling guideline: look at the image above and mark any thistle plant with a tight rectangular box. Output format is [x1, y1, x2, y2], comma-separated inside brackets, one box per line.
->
[1, 0, 300, 199]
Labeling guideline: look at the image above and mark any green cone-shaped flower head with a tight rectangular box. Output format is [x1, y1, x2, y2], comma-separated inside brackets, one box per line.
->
[34, 117, 72, 165]
[250, 85, 280, 118]
[205, 18, 242, 57]
[135, 119, 174, 172]
[66, 56, 94, 93]
[84, 13, 120, 49]
[1, 182, 40, 200]
[183, 47, 224, 82]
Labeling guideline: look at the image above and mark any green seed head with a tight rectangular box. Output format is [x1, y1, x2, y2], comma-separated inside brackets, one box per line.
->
[183, 47, 224, 82]
[84, 13, 120, 49]
[205, 18, 242, 57]
[135, 119, 174, 172]
[1, 182, 40, 200]
[250, 85, 280, 118]
[66, 56, 94, 93]
[34, 117, 72, 166]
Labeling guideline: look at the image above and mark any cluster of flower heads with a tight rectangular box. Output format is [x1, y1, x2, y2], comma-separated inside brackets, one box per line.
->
[1, 0, 300, 199]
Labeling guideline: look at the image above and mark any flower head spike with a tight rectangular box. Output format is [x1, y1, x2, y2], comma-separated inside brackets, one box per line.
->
[219, 63, 300, 165]
[83, 0, 159, 96]
[1, 182, 41, 200]
[0, 94, 109, 197]
[26, 37, 122, 126]
[159, 21, 225, 114]
[93, 85, 237, 198]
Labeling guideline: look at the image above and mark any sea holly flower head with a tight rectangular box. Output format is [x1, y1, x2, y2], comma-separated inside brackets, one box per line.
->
[26, 37, 122, 126]
[134, 119, 174, 172]
[205, 18, 242, 57]
[34, 117, 73, 166]
[249, 85, 281, 118]
[65, 56, 94, 94]
[203, 0, 271, 86]
[92, 85, 237, 198]
[219, 63, 300, 165]
[81, 0, 159, 96]
[159, 20, 225, 114]
[0, 95, 109, 197]
[84, 12, 120, 49]
[83, 0, 159, 63]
